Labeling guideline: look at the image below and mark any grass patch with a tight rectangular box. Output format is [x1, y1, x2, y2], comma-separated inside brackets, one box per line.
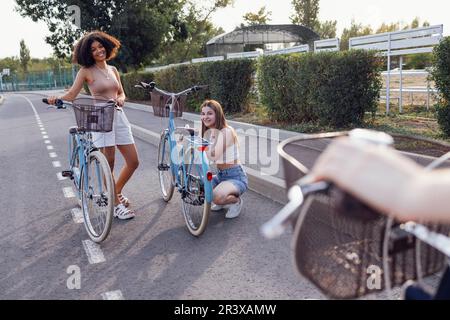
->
[228, 101, 450, 147]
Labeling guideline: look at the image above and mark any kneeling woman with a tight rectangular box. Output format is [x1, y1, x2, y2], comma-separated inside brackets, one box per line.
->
[200, 100, 248, 218]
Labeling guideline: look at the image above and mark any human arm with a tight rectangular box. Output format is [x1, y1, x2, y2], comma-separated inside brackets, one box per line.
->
[309, 137, 450, 223]
[46, 68, 87, 104]
[112, 66, 126, 107]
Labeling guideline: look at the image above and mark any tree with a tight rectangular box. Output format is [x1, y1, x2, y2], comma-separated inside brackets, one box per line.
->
[15, 0, 185, 72]
[241, 6, 272, 26]
[0, 57, 21, 75]
[407, 17, 430, 29]
[340, 20, 373, 50]
[19, 39, 31, 73]
[156, 0, 233, 64]
[290, 0, 320, 30]
[376, 22, 401, 34]
[316, 20, 337, 39]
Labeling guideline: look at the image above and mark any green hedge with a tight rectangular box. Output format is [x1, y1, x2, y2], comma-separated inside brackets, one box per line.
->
[257, 50, 382, 128]
[154, 64, 204, 112]
[121, 71, 155, 101]
[431, 37, 450, 136]
[198, 59, 255, 113]
[121, 60, 255, 113]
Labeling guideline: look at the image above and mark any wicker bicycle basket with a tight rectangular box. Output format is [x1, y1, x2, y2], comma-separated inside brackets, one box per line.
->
[278, 132, 450, 299]
[72, 98, 115, 132]
[151, 92, 186, 118]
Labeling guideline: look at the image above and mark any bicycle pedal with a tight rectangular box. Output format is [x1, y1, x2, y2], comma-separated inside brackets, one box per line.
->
[61, 170, 74, 179]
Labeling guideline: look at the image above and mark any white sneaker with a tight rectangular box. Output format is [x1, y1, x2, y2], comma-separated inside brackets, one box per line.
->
[114, 204, 135, 220]
[225, 198, 243, 219]
[211, 202, 225, 211]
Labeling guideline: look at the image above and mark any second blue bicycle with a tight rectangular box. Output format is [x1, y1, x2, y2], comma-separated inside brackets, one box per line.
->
[135, 82, 213, 236]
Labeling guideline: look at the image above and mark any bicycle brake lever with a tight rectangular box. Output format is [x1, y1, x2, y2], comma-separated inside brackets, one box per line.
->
[261, 181, 329, 239]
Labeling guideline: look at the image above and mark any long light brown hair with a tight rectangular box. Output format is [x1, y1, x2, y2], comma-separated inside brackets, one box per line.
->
[200, 100, 238, 143]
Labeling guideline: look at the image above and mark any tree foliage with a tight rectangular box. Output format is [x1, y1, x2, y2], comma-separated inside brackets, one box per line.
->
[340, 20, 373, 50]
[155, 0, 231, 65]
[316, 20, 337, 39]
[290, 0, 320, 29]
[241, 6, 272, 26]
[19, 39, 31, 73]
[15, 0, 187, 72]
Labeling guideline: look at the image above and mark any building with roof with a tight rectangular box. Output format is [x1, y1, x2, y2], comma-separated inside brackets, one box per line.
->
[206, 24, 320, 57]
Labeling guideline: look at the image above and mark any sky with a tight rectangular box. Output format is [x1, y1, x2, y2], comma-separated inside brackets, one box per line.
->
[0, 0, 449, 59]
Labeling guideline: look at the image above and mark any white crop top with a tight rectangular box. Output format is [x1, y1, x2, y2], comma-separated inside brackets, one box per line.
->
[208, 127, 240, 164]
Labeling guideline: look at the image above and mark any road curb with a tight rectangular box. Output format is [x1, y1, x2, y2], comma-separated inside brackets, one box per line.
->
[130, 123, 288, 204]
[0, 95, 4, 105]
[125, 102, 306, 141]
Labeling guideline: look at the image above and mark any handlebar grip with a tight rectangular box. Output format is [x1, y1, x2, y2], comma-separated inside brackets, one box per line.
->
[192, 85, 208, 92]
[42, 98, 64, 108]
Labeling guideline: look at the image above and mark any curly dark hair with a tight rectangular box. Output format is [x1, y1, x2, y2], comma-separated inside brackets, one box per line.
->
[72, 31, 121, 67]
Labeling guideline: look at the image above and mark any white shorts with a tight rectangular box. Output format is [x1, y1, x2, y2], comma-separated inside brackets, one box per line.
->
[92, 109, 135, 148]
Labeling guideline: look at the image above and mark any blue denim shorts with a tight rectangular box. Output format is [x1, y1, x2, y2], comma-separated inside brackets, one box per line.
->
[212, 165, 248, 196]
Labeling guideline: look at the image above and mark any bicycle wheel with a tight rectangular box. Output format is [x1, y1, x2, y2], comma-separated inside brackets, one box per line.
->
[80, 150, 114, 243]
[181, 147, 211, 236]
[158, 132, 175, 201]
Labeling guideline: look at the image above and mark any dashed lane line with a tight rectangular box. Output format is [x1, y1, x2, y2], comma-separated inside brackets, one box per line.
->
[63, 187, 75, 198]
[101, 290, 124, 300]
[82, 240, 106, 264]
[71, 208, 83, 224]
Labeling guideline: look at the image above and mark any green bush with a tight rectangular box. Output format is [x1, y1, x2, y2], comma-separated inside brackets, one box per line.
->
[431, 36, 450, 136]
[258, 50, 382, 128]
[404, 53, 432, 69]
[436, 103, 450, 136]
[198, 59, 255, 113]
[121, 60, 255, 114]
[154, 64, 203, 112]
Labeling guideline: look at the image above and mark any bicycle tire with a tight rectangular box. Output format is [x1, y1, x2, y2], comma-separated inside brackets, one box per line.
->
[80, 151, 114, 243]
[181, 146, 211, 236]
[158, 132, 175, 202]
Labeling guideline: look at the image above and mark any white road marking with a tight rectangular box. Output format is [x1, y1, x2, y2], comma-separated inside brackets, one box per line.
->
[42, 131, 47, 135]
[82, 240, 106, 264]
[101, 291, 124, 300]
[50, 152, 58, 158]
[44, 140, 51, 144]
[52, 161, 61, 168]
[40, 128, 45, 131]
[71, 208, 83, 224]
[56, 172, 66, 180]
[43, 135, 49, 139]
[47, 145, 54, 150]
[63, 187, 75, 198]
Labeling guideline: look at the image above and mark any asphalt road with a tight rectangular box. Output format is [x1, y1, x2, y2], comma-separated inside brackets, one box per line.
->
[0, 93, 325, 300]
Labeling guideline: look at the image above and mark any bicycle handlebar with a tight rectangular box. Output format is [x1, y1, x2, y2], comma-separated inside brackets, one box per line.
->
[42, 98, 68, 109]
[261, 181, 329, 239]
[134, 81, 208, 97]
[261, 129, 394, 239]
[42, 98, 122, 111]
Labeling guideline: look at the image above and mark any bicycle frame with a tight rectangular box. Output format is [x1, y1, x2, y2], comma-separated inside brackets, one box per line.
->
[69, 131, 100, 199]
[153, 86, 213, 203]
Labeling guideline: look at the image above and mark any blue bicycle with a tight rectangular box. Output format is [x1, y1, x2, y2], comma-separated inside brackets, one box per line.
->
[135, 82, 213, 236]
[43, 97, 115, 242]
